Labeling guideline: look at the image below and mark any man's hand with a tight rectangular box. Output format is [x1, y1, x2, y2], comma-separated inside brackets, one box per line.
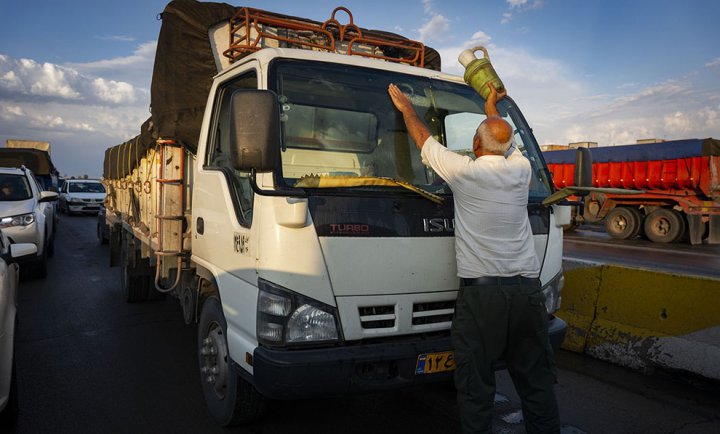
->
[388, 83, 414, 114]
[484, 82, 506, 118]
[387, 83, 431, 150]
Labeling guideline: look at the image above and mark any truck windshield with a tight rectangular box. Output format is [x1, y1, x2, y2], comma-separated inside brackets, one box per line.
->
[270, 60, 552, 201]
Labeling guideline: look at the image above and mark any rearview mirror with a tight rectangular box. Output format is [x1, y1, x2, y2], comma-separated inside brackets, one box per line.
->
[229, 90, 281, 172]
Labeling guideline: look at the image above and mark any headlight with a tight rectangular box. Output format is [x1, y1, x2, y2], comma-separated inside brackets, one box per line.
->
[0, 213, 35, 228]
[541, 271, 564, 314]
[257, 279, 340, 347]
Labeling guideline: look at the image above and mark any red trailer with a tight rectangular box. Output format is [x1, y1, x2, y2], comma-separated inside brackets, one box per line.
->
[543, 138, 720, 244]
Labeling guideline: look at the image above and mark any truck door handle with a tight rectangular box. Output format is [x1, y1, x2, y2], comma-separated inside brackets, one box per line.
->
[197, 217, 204, 235]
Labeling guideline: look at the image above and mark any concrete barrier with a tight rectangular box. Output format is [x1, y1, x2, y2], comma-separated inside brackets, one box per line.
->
[556, 264, 720, 380]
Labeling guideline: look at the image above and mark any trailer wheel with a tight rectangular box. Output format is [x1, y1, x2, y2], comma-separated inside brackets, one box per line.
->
[198, 295, 265, 426]
[605, 207, 641, 240]
[644, 208, 685, 243]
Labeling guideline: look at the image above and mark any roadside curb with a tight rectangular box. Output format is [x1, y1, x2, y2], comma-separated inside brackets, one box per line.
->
[556, 264, 720, 380]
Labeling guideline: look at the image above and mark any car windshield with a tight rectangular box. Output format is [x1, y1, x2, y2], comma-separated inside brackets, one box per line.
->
[0, 174, 32, 201]
[69, 182, 105, 193]
[270, 60, 552, 201]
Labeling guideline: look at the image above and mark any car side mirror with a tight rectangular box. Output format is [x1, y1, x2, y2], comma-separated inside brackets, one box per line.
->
[4, 243, 38, 264]
[229, 90, 281, 172]
[39, 191, 59, 202]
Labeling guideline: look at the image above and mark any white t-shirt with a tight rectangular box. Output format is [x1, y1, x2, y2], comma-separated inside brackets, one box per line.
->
[421, 136, 540, 278]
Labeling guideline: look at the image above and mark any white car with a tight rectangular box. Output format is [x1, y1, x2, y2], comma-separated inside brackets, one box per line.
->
[58, 179, 106, 215]
[0, 230, 37, 425]
[0, 167, 57, 278]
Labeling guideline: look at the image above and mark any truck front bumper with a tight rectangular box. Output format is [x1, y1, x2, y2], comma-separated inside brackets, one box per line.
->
[251, 314, 566, 399]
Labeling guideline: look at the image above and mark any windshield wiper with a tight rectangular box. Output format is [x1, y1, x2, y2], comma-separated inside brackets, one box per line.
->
[294, 175, 444, 204]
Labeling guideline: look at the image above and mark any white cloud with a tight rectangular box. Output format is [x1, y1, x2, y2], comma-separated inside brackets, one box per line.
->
[468, 31, 492, 47]
[0, 54, 143, 105]
[434, 29, 720, 148]
[99, 35, 136, 42]
[507, 0, 528, 7]
[422, 0, 434, 15]
[2, 105, 24, 117]
[706, 58, 720, 68]
[91, 78, 137, 104]
[502, 0, 544, 23]
[418, 14, 450, 43]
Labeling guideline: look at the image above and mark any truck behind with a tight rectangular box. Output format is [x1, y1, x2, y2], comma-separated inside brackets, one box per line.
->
[544, 138, 720, 244]
[103, 0, 571, 426]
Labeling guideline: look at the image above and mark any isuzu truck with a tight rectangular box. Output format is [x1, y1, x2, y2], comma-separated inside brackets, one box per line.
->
[103, 0, 571, 425]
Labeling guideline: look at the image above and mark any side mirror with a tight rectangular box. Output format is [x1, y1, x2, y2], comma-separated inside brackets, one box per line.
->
[229, 90, 281, 172]
[573, 147, 592, 196]
[39, 191, 59, 202]
[5, 243, 38, 264]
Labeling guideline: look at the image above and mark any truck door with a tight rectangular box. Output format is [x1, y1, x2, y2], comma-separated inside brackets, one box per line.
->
[192, 67, 262, 365]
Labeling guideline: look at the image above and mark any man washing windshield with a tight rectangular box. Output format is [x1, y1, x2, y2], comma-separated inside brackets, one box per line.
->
[388, 82, 560, 434]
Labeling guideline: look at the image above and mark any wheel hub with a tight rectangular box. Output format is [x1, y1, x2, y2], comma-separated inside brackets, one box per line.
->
[200, 322, 229, 399]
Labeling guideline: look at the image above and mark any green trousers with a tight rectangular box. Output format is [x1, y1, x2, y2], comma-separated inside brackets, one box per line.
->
[451, 278, 560, 434]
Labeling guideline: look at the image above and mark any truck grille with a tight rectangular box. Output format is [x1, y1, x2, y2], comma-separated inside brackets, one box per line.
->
[412, 300, 455, 326]
[358, 305, 395, 329]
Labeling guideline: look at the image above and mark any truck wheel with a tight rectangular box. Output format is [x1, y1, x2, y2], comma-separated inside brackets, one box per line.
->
[120, 237, 150, 302]
[644, 209, 684, 243]
[605, 207, 641, 239]
[198, 296, 265, 426]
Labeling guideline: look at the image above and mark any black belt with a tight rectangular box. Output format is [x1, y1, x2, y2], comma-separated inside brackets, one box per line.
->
[461, 276, 538, 286]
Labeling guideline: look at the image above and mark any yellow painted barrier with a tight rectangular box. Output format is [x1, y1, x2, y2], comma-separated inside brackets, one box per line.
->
[556, 265, 720, 380]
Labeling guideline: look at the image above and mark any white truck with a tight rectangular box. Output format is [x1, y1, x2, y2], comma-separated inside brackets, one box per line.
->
[104, 1, 571, 426]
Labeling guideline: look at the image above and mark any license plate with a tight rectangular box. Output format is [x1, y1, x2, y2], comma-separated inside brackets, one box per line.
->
[415, 351, 456, 375]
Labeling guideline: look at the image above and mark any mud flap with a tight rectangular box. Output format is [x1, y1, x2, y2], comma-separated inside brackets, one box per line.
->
[109, 223, 123, 267]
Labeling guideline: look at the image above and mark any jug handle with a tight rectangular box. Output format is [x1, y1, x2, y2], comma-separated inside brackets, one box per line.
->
[470, 46, 489, 60]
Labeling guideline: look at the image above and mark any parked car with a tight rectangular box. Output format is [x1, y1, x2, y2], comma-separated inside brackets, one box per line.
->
[58, 179, 106, 215]
[0, 167, 57, 278]
[0, 230, 38, 426]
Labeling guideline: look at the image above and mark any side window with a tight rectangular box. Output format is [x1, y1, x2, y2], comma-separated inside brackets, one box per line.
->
[206, 71, 258, 227]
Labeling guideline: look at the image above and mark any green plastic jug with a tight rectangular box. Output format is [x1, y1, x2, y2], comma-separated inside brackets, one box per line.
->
[458, 46, 505, 100]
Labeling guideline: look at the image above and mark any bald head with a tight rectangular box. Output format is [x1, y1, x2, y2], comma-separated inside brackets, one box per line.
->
[473, 116, 513, 157]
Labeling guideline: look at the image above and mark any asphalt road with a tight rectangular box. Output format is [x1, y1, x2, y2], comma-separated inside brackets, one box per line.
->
[7, 215, 720, 433]
[564, 225, 720, 278]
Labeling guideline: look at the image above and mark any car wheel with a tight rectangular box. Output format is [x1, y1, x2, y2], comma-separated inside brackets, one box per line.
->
[198, 295, 266, 426]
[35, 244, 48, 278]
[47, 228, 55, 257]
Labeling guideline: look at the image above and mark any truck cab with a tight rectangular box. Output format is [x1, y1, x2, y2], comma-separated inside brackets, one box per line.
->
[190, 48, 568, 423]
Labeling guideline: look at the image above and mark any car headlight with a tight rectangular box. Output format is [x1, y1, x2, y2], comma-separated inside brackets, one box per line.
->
[257, 279, 340, 347]
[541, 271, 564, 314]
[0, 213, 35, 228]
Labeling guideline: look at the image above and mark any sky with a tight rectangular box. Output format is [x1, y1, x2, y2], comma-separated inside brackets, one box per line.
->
[1, 0, 719, 177]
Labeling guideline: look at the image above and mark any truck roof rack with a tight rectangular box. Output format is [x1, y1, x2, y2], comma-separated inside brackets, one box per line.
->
[223, 6, 427, 68]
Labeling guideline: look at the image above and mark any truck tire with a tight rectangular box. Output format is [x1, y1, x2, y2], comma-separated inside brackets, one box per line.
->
[644, 208, 684, 243]
[120, 235, 151, 302]
[605, 207, 641, 240]
[198, 296, 265, 426]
